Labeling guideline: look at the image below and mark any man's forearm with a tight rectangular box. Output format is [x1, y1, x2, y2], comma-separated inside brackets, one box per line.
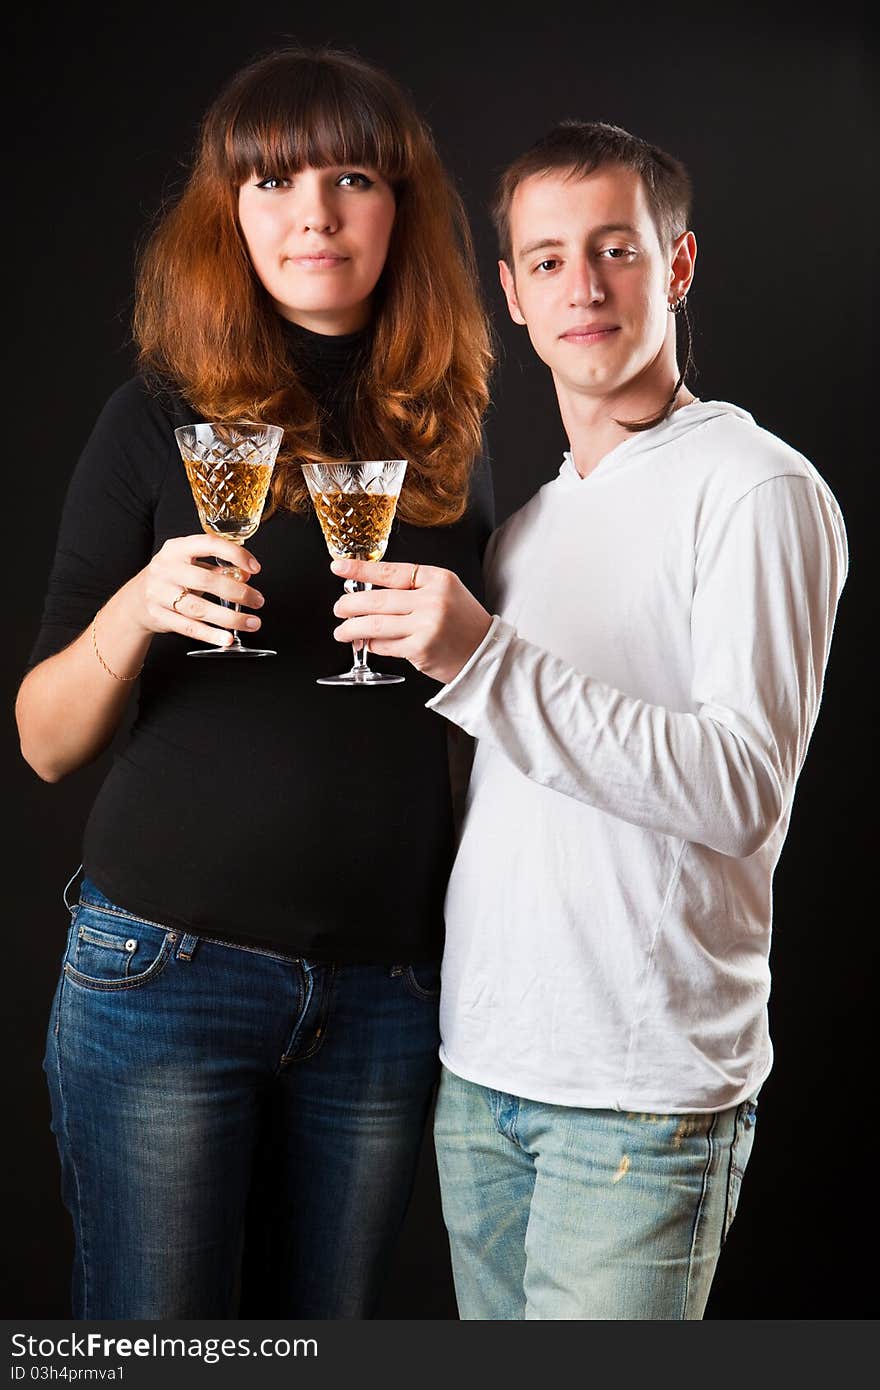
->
[428, 618, 788, 858]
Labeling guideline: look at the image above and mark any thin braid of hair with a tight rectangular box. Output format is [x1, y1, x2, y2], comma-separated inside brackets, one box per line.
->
[672, 300, 694, 404]
[614, 300, 695, 433]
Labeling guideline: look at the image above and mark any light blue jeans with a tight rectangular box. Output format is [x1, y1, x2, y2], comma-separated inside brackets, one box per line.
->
[433, 1065, 757, 1319]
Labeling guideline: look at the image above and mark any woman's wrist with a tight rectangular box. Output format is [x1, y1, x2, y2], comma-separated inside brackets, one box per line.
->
[91, 580, 154, 678]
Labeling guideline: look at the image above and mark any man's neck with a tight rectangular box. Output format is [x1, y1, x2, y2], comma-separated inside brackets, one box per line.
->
[556, 372, 695, 479]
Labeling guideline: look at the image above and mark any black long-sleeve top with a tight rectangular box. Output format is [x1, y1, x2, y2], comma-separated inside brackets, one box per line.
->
[27, 324, 494, 960]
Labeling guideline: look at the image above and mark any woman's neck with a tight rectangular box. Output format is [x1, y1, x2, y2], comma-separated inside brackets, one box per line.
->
[273, 300, 373, 336]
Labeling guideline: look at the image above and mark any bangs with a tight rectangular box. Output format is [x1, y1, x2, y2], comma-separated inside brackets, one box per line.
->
[219, 60, 414, 187]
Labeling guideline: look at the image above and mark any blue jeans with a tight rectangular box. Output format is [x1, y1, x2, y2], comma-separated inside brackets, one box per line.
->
[43, 879, 441, 1319]
[433, 1065, 758, 1319]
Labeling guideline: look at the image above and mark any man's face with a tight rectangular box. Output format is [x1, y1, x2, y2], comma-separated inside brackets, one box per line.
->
[499, 165, 687, 401]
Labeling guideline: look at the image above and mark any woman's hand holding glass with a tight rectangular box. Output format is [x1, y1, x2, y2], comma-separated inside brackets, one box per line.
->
[128, 535, 265, 649]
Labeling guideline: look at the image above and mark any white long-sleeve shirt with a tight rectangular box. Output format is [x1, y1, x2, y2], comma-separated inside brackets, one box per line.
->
[427, 400, 848, 1112]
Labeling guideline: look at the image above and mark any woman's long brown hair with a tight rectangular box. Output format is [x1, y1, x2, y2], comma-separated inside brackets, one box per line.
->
[134, 47, 492, 525]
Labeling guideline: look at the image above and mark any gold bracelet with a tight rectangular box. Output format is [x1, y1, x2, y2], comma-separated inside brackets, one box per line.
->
[91, 614, 143, 682]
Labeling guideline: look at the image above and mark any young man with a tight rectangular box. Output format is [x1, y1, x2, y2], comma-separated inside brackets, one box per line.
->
[329, 122, 848, 1318]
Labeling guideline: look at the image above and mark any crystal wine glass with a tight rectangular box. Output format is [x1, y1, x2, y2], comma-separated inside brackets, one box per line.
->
[174, 421, 283, 657]
[301, 459, 408, 685]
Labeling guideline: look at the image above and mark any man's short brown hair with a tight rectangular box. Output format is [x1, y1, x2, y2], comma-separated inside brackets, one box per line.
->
[492, 120, 692, 264]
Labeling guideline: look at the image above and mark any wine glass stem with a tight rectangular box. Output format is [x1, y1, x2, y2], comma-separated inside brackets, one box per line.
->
[346, 579, 372, 670]
[215, 556, 245, 650]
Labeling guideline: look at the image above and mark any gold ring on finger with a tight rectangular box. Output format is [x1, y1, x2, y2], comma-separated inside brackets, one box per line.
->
[409, 564, 419, 590]
[171, 586, 189, 614]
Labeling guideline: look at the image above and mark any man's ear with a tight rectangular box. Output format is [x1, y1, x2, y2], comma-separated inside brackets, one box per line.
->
[499, 260, 527, 326]
[668, 231, 697, 303]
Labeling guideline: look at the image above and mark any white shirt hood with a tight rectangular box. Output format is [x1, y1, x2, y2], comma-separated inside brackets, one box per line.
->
[560, 400, 755, 484]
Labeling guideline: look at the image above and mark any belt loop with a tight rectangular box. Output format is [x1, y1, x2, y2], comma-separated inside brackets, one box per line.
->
[176, 932, 200, 962]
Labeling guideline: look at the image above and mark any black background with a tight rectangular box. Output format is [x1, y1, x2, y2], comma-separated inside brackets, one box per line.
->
[4, 0, 874, 1319]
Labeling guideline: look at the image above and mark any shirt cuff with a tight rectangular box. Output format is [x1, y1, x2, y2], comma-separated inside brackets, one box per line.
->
[425, 614, 516, 725]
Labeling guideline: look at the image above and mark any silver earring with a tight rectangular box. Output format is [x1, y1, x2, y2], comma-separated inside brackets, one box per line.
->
[668, 293, 688, 314]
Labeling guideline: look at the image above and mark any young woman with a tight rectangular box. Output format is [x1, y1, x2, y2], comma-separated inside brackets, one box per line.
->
[16, 46, 492, 1319]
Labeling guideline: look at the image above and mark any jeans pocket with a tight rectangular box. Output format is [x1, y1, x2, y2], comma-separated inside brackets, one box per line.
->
[400, 962, 442, 1002]
[64, 902, 175, 992]
[723, 1097, 758, 1242]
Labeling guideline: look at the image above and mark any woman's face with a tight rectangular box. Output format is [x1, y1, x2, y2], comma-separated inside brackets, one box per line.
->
[238, 164, 397, 334]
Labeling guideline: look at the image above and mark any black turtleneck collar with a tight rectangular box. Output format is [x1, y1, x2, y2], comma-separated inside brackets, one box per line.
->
[279, 317, 372, 455]
[280, 317, 371, 383]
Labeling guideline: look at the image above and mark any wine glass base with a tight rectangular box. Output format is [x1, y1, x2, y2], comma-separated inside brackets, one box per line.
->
[317, 669, 405, 685]
[188, 646, 276, 658]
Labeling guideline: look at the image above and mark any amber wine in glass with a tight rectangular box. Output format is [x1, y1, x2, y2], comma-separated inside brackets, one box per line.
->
[301, 460, 408, 685]
[174, 420, 283, 657]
